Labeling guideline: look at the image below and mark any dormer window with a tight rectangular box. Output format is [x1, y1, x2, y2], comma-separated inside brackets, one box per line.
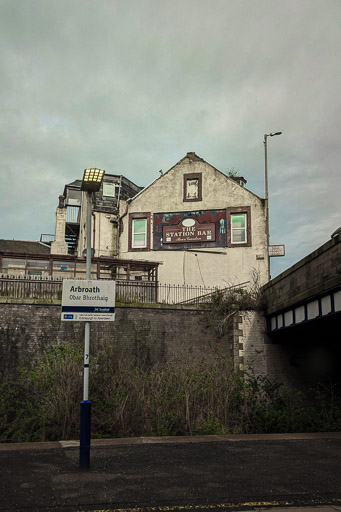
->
[66, 189, 81, 206]
[103, 182, 118, 197]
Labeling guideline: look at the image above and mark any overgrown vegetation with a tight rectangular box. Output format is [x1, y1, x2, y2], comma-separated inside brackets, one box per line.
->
[205, 270, 264, 338]
[1, 340, 340, 442]
[0, 342, 83, 442]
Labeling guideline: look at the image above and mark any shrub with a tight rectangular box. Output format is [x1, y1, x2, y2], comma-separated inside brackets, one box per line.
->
[1, 341, 340, 442]
[0, 341, 83, 442]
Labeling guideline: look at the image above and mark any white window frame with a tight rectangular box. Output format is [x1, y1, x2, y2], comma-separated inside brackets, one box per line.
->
[231, 213, 247, 244]
[103, 182, 118, 197]
[186, 178, 199, 199]
[132, 218, 147, 248]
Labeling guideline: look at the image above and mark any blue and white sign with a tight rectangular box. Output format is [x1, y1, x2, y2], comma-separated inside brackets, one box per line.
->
[61, 279, 116, 322]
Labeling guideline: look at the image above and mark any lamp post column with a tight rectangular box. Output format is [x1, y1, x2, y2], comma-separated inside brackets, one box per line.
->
[264, 134, 270, 281]
[79, 190, 92, 468]
[263, 131, 282, 282]
[79, 168, 104, 469]
[84, 189, 92, 398]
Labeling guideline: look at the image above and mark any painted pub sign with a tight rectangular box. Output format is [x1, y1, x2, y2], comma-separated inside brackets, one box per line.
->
[153, 209, 226, 250]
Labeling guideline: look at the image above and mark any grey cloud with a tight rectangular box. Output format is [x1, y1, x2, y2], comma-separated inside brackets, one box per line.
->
[0, 0, 340, 277]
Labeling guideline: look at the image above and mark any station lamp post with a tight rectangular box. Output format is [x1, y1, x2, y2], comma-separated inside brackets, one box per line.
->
[264, 132, 282, 281]
[80, 167, 104, 468]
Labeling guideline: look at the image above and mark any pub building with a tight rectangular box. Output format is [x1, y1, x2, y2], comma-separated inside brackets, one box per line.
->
[119, 152, 268, 289]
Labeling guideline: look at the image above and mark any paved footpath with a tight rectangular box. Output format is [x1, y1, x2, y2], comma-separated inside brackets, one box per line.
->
[1, 433, 341, 512]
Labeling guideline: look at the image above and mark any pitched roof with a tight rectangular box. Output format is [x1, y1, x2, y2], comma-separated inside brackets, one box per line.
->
[129, 151, 260, 203]
[0, 239, 51, 255]
[64, 179, 82, 191]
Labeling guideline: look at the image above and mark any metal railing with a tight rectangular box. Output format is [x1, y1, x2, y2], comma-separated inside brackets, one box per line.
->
[177, 281, 250, 304]
[40, 234, 55, 243]
[116, 280, 158, 304]
[0, 275, 249, 305]
[66, 205, 81, 224]
[156, 284, 218, 305]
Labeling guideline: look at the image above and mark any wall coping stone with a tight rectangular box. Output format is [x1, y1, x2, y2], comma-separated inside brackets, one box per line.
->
[0, 297, 205, 311]
[262, 233, 340, 291]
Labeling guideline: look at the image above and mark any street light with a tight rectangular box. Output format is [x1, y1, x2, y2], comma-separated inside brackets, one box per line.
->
[81, 168, 105, 192]
[264, 132, 282, 281]
[79, 167, 104, 468]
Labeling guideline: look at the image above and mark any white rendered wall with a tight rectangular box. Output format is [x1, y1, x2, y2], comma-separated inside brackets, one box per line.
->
[77, 197, 118, 258]
[119, 156, 268, 288]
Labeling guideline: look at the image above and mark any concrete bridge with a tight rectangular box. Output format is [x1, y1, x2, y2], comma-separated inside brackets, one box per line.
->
[262, 232, 341, 381]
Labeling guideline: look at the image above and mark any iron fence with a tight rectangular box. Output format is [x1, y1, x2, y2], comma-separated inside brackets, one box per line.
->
[156, 284, 218, 304]
[177, 281, 250, 304]
[116, 280, 157, 304]
[0, 275, 248, 305]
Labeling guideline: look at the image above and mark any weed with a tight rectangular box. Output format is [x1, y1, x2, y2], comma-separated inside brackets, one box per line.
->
[1, 341, 340, 442]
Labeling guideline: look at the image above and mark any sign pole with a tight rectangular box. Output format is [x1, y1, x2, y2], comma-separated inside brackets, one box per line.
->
[80, 190, 92, 468]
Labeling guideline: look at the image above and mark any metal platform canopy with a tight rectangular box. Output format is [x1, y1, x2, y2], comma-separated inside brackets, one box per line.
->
[0, 248, 160, 282]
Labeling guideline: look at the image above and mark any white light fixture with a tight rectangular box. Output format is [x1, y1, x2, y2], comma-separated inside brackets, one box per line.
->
[81, 168, 105, 192]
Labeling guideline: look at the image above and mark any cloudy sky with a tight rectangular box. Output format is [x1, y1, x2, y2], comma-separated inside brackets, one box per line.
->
[1, 0, 340, 278]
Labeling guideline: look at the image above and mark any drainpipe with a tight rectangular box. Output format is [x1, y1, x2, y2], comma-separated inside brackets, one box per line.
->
[116, 199, 130, 257]
[114, 176, 123, 257]
[117, 175, 122, 206]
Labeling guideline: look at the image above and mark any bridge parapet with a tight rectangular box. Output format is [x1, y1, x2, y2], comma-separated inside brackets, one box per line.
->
[263, 233, 340, 316]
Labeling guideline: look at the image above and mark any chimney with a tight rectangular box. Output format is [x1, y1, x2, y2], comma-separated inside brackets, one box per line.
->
[50, 196, 69, 255]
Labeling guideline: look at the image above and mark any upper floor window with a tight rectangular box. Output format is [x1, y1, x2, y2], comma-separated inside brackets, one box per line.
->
[132, 219, 147, 248]
[183, 173, 202, 202]
[231, 214, 247, 244]
[227, 207, 251, 247]
[128, 212, 151, 251]
[66, 189, 81, 206]
[103, 182, 118, 197]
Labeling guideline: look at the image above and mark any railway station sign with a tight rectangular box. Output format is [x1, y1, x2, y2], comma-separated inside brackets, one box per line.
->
[61, 279, 115, 321]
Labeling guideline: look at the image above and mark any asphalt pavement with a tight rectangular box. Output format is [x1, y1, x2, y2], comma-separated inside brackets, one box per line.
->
[1, 433, 341, 512]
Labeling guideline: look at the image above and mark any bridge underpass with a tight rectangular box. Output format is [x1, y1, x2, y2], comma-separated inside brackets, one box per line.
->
[262, 232, 341, 384]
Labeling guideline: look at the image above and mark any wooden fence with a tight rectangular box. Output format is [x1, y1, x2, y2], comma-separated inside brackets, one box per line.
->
[0, 275, 63, 300]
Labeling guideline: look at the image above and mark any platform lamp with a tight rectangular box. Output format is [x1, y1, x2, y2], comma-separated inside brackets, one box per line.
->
[79, 167, 105, 468]
[264, 132, 282, 281]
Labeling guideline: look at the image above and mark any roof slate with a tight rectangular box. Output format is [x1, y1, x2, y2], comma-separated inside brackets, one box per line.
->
[0, 240, 51, 255]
